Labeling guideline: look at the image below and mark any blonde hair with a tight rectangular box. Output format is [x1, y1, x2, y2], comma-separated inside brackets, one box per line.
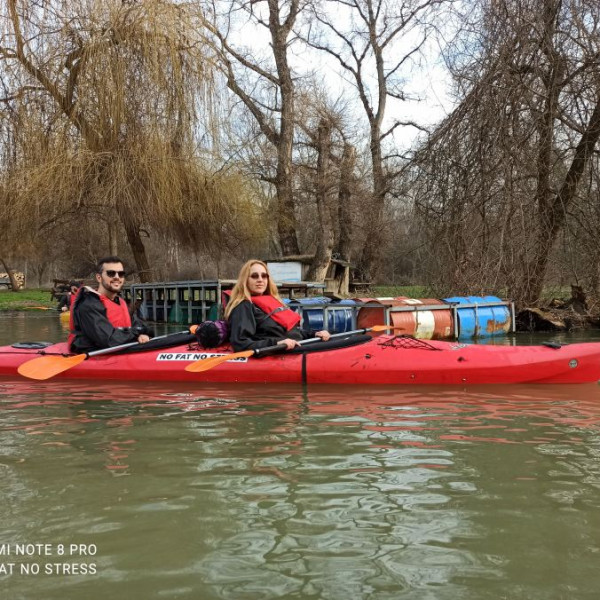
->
[224, 260, 283, 319]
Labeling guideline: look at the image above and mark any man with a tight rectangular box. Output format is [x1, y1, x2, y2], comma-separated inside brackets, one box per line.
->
[68, 256, 151, 353]
[57, 280, 80, 312]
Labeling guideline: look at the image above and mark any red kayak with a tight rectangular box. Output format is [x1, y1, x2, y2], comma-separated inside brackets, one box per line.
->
[1, 335, 600, 384]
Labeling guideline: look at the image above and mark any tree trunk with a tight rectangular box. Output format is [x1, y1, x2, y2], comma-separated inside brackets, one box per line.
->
[0, 257, 22, 291]
[36, 262, 48, 288]
[358, 121, 386, 282]
[118, 213, 153, 282]
[275, 149, 300, 256]
[107, 220, 119, 256]
[271, 0, 300, 256]
[336, 143, 356, 264]
[520, 91, 600, 304]
[307, 119, 335, 281]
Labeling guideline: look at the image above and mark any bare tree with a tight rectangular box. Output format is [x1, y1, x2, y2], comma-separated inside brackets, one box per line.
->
[411, 0, 600, 304]
[305, 0, 446, 282]
[304, 117, 335, 280]
[292, 83, 366, 287]
[203, 0, 307, 256]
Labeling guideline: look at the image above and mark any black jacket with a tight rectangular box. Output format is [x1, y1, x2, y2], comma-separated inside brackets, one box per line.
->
[228, 299, 315, 352]
[70, 289, 151, 354]
[56, 292, 72, 312]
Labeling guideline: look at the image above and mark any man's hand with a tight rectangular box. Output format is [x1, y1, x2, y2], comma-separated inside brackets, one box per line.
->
[280, 338, 300, 350]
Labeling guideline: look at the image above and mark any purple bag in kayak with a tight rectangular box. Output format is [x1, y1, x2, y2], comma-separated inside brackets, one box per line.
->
[195, 320, 230, 348]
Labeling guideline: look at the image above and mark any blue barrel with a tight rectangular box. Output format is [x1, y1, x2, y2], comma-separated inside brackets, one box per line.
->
[284, 297, 355, 333]
[443, 295, 511, 338]
[328, 299, 357, 333]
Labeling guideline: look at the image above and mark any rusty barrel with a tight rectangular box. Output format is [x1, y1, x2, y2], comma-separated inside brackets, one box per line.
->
[443, 295, 511, 338]
[355, 297, 454, 340]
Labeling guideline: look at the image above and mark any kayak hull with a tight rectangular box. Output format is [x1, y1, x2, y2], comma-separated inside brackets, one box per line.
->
[2, 336, 600, 385]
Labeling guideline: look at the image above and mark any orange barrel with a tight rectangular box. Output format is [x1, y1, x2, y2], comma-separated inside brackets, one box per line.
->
[355, 297, 454, 339]
[391, 298, 454, 340]
[355, 298, 411, 336]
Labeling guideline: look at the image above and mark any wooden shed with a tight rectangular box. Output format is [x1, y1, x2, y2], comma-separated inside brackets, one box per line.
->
[266, 255, 351, 296]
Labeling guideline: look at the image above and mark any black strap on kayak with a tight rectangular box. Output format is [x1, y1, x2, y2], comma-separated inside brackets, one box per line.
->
[296, 335, 371, 385]
[542, 341, 563, 349]
[302, 353, 307, 385]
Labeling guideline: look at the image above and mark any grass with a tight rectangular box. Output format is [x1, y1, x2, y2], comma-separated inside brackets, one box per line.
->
[0, 289, 55, 311]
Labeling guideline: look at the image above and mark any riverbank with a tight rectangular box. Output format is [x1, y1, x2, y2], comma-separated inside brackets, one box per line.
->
[0, 289, 55, 311]
[0, 286, 429, 312]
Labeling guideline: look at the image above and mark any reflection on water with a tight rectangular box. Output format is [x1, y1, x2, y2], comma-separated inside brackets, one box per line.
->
[0, 310, 179, 347]
[2, 313, 600, 598]
[1, 377, 600, 599]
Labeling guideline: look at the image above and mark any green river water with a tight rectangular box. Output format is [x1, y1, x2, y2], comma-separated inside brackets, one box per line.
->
[1, 312, 600, 600]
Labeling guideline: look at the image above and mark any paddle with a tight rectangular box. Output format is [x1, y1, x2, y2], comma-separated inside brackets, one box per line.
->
[18, 330, 189, 381]
[184, 324, 403, 373]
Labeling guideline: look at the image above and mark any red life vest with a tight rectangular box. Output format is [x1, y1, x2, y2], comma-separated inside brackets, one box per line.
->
[68, 287, 132, 348]
[250, 295, 301, 331]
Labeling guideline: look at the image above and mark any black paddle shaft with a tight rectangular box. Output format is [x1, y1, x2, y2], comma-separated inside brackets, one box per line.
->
[252, 327, 373, 357]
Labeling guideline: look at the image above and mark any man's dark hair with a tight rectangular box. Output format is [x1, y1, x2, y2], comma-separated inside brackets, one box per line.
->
[96, 256, 125, 274]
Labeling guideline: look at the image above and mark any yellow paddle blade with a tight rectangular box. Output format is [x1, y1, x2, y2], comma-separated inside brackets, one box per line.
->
[185, 350, 254, 373]
[17, 353, 87, 380]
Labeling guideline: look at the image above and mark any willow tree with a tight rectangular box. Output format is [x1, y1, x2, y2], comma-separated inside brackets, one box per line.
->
[0, 165, 38, 290]
[1, 0, 261, 281]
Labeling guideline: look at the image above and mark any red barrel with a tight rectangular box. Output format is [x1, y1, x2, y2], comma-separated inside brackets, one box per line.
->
[355, 297, 454, 340]
[355, 298, 405, 336]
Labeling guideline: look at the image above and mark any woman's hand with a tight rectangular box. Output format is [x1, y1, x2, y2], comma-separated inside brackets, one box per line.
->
[315, 330, 331, 342]
[137, 334, 150, 344]
[280, 338, 300, 350]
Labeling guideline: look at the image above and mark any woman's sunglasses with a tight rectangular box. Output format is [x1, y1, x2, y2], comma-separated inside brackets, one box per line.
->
[104, 270, 126, 278]
[249, 272, 269, 280]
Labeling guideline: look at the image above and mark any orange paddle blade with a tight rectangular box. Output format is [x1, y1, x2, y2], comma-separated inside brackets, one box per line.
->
[17, 353, 87, 380]
[185, 350, 254, 373]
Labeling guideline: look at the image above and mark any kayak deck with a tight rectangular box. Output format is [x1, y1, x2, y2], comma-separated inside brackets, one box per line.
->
[1, 335, 600, 385]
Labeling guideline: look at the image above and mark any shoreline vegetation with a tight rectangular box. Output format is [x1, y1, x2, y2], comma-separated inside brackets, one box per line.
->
[0, 287, 429, 312]
[2, 2, 600, 316]
[3, 288, 600, 335]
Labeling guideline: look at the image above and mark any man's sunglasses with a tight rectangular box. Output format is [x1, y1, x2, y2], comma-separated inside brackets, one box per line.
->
[249, 272, 269, 280]
[104, 270, 126, 278]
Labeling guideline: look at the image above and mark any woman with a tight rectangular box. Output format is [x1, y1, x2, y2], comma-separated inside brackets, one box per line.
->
[225, 260, 331, 352]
